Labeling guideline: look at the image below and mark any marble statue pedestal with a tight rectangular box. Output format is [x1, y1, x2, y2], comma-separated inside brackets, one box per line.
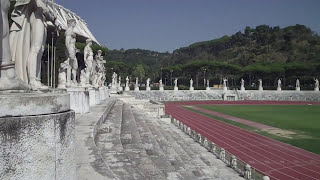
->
[189, 87, 194, 91]
[206, 87, 211, 91]
[99, 87, 108, 101]
[223, 87, 228, 91]
[125, 86, 130, 91]
[315, 87, 319, 92]
[67, 87, 90, 114]
[174, 87, 179, 91]
[135, 87, 140, 91]
[118, 86, 123, 92]
[88, 88, 101, 106]
[277, 87, 282, 91]
[159, 87, 164, 91]
[0, 92, 75, 180]
[146, 87, 151, 91]
[296, 87, 301, 91]
[109, 86, 117, 95]
[259, 87, 263, 91]
[240, 87, 245, 91]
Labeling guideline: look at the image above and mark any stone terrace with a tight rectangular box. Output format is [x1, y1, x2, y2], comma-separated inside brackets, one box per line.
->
[76, 98, 242, 179]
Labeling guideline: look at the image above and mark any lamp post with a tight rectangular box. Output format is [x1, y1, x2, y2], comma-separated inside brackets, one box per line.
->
[170, 70, 173, 86]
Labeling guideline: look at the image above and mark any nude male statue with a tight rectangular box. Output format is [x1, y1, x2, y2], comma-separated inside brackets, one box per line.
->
[10, 0, 60, 89]
[65, 18, 78, 85]
[84, 39, 93, 85]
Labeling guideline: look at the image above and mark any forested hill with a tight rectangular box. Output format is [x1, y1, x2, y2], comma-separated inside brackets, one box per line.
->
[166, 24, 320, 66]
[105, 24, 320, 88]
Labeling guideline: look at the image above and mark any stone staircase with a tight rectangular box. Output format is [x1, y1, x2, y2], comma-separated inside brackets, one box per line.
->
[95, 100, 242, 180]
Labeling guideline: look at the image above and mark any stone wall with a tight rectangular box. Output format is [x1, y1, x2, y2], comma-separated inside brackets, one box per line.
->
[125, 90, 320, 102]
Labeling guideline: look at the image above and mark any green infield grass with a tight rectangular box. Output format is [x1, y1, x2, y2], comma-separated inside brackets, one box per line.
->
[186, 105, 320, 154]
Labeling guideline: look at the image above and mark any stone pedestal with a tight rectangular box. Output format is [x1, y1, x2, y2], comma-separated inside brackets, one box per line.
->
[315, 87, 319, 92]
[110, 86, 117, 94]
[146, 87, 151, 91]
[67, 87, 90, 114]
[0, 93, 75, 180]
[296, 87, 301, 91]
[259, 87, 263, 91]
[223, 87, 228, 91]
[88, 88, 96, 106]
[95, 88, 101, 104]
[159, 87, 164, 91]
[277, 87, 282, 91]
[240, 86, 245, 91]
[189, 87, 194, 91]
[135, 87, 140, 91]
[125, 86, 130, 91]
[206, 87, 211, 91]
[99, 87, 108, 101]
[174, 87, 179, 91]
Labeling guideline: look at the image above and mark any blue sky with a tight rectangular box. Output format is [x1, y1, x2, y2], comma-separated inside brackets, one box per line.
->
[56, 0, 320, 52]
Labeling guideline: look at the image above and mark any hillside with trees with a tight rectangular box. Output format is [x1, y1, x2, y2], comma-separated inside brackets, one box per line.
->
[106, 24, 320, 89]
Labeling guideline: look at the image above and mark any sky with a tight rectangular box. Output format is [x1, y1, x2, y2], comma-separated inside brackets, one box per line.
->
[55, 0, 320, 52]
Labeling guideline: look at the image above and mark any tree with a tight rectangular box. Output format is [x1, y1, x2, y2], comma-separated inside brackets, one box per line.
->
[133, 64, 145, 82]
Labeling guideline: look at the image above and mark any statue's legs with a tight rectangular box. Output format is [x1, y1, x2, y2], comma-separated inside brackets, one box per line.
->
[0, 0, 29, 90]
[28, 11, 47, 89]
[85, 61, 92, 84]
[71, 57, 78, 84]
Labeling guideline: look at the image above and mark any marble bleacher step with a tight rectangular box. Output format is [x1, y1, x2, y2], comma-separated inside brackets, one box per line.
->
[156, 119, 243, 179]
[131, 106, 199, 179]
[95, 100, 146, 180]
[143, 113, 215, 179]
[121, 103, 167, 180]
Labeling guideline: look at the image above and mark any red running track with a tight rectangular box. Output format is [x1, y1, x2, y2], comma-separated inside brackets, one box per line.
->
[165, 100, 320, 180]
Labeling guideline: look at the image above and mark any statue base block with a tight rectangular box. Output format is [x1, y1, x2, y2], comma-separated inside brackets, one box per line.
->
[315, 87, 319, 92]
[0, 93, 75, 180]
[174, 87, 179, 91]
[125, 87, 130, 91]
[296, 87, 301, 91]
[135, 87, 140, 91]
[146, 87, 151, 91]
[189, 87, 194, 91]
[277, 87, 282, 91]
[159, 87, 164, 91]
[67, 87, 89, 114]
[259, 87, 263, 91]
[206, 87, 211, 91]
[240, 87, 245, 91]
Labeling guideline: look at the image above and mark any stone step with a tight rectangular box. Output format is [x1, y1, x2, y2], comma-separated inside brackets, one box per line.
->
[121, 103, 167, 180]
[95, 100, 146, 180]
[156, 120, 242, 179]
[131, 106, 198, 179]
[143, 113, 213, 179]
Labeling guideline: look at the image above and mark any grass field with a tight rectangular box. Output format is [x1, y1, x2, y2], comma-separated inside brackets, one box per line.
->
[189, 105, 320, 154]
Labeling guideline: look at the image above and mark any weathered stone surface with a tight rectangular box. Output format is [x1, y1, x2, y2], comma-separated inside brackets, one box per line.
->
[0, 111, 75, 180]
[0, 93, 70, 117]
[67, 87, 90, 114]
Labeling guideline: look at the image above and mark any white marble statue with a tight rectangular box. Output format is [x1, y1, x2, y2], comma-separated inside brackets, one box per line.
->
[80, 69, 87, 87]
[146, 78, 151, 91]
[245, 164, 252, 180]
[65, 18, 78, 85]
[118, 76, 121, 87]
[146, 78, 150, 87]
[174, 78, 178, 87]
[206, 80, 210, 91]
[231, 155, 237, 170]
[159, 79, 164, 91]
[240, 78, 245, 91]
[95, 50, 106, 87]
[277, 78, 282, 91]
[315, 78, 319, 91]
[84, 39, 93, 85]
[135, 77, 139, 91]
[189, 78, 194, 91]
[10, 0, 60, 89]
[296, 79, 300, 91]
[57, 59, 71, 89]
[258, 79, 263, 91]
[223, 77, 228, 91]
[112, 72, 116, 86]
[126, 76, 129, 87]
[0, 0, 29, 90]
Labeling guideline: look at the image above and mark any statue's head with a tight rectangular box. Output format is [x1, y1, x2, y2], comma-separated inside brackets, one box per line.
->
[86, 39, 92, 45]
[67, 18, 77, 27]
[98, 50, 102, 55]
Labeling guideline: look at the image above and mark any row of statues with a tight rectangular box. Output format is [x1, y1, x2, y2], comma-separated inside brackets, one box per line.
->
[0, 0, 106, 90]
[58, 26, 106, 89]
